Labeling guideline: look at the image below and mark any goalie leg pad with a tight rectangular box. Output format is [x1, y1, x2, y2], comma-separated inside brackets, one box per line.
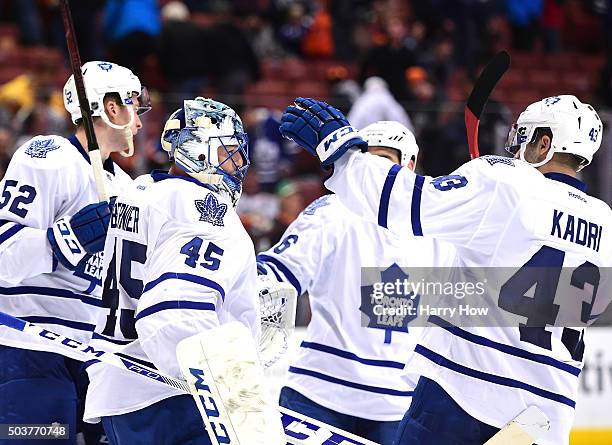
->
[176, 322, 285, 445]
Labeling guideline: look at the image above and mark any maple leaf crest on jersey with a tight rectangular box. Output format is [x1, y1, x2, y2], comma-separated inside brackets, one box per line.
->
[195, 193, 227, 226]
[25, 139, 60, 158]
[480, 155, 515, 167]
[302, 194, 332, 215]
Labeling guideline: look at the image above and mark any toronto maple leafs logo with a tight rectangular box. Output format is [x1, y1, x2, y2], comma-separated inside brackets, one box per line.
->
[481, 155, 515, 167]
[360, 264, 420, 333]
[25, 139, 60, 158]
[195, 193, 228, 227]
[97, 62, 113, 71]
[303, 195, 331, 215]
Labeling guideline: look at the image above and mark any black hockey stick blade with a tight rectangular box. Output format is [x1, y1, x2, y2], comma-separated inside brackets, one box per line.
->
[465, 51, 511, 159]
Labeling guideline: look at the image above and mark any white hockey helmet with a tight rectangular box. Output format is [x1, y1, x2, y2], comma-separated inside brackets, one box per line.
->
[505, 95, 602, 170]
[64, 61, 150, 157]
[360, 121, 419, 168]
[63, 61, 150, 124]
[161, 97, 249, 207]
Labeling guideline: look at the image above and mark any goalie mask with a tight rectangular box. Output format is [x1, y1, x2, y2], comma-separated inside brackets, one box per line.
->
[161, 97, 250, 207]
[63, 61, 151, 157]
[504, 95, 602, 170]
[359, 121, 419, 168]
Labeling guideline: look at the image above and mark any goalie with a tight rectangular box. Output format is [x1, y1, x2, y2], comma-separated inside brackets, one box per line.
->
[83, 98, 289, 444]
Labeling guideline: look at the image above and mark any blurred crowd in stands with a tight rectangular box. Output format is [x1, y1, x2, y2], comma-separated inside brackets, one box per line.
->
[0, 0, 611, 256]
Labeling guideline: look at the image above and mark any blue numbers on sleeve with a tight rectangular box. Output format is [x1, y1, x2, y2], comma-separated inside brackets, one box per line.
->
[273, 234, 298, 254]
[180, 237, 224, 271]
[431, 175, 468, 191]
[0, 180, 37, 218]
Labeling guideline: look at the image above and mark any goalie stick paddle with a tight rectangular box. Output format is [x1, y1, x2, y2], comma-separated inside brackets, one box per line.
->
[59, 0, 108, 201]
[0, 311, 378, 445]
[464, 50, 511, 159]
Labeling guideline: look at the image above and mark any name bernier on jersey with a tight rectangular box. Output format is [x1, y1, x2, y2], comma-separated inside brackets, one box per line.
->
[110, 202, 140, 234]
[551, 208, 603, 252]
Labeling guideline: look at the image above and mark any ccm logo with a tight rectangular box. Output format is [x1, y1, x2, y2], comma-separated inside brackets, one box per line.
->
[190, 368, 232, 444]
[323, 127, 355, 151]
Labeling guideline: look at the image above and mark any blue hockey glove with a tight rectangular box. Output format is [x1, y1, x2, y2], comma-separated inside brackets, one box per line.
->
[279, 97, 367, 166]
[47, 201, 111, 269]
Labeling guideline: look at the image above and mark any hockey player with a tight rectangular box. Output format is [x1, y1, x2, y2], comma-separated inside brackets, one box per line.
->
[83, 98, 261, 445]
[278, 96, 611, 445]
[257, 121, 455, 443]
[0, 61, 148, 443]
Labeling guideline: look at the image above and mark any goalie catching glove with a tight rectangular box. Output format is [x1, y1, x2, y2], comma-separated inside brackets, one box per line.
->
[256, 272, 297, 367]
[279, 97, 367, 166]
[47, 201, 111, 269]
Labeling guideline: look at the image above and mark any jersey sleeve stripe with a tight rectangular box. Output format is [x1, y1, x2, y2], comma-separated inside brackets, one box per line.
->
[257, 254, 302, 295]
[0, 223, 24, 246]
[378, 164, 402, 229]
[411, 175, 425, 236]
[135, 300, 216, 321]
[21, 316, 95, 332]
[256, 256, 284, 282]
[415, 344, 576, 407]
[92, 332, 133, 345]
[0, 285, 103, 308]
[300, 341, 405, 369]
[429, 316, 581, 376]
[288, 366, 414, 397]
[142, 272, 225, 301]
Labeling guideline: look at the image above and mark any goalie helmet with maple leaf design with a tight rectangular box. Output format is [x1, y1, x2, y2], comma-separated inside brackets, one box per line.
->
[161, 97, 250, 207]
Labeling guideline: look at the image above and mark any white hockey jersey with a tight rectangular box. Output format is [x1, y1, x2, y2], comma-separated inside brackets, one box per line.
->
[258, 194, 456, 421]
[326, 151, 612, 445]
[0, 135, 131, 349]
[84, 171, 260, 423]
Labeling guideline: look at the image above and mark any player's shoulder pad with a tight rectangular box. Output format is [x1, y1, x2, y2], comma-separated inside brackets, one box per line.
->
[12, 135, 83, 170]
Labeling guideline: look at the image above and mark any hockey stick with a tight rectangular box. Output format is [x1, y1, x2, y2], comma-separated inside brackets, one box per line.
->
[464, 51, 511, 159]
[59, 0, 108, 201]
[0, 311, 378, 445]
[484, 406, 550, 445]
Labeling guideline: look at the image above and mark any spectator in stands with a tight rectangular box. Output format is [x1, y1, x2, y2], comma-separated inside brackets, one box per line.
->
[301, 0, 334, 58]
[267, 180, 305, 246]
[0, 123, 13, 178]
[348, 76, 413, 131]
[540, 0, 565, 53]
[0, 0, 42, 46]
[206, 5, 261, 110]
[238, 167, 280, 252]
[241, 12, 286, 59]
[505, 0, 543, 50]
[157, 1, 210, 112]
[0, 57, 65, 137]
[359, 16, 417, 101]
[244, 107, 297, 192]
[326, 65, 361, 115]
[104, 0, 161, 77]
[275, 2, 312, 56]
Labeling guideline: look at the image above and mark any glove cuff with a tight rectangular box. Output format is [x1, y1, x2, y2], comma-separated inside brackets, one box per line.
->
[47, 217, 87, 269]
[316, 126, 367, 166]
